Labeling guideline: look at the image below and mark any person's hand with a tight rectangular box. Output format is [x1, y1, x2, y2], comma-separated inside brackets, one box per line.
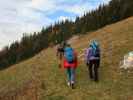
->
[56, 53, 58, 57]
[86, 62, 89, 66]
[58, 64, 61, 68]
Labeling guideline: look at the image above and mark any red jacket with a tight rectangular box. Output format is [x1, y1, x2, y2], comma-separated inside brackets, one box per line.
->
[63, 51, 78, 68]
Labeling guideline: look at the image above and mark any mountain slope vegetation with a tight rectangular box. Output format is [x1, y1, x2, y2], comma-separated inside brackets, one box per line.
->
[0, 17, 133, 100]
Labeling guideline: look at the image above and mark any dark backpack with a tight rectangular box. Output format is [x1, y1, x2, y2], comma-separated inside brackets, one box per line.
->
[92, 47, 100, 57]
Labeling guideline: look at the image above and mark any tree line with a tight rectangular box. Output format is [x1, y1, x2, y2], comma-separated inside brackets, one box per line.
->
[0, 0, 133, 69]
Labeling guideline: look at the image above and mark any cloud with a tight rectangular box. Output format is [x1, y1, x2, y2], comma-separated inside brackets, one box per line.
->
[57, 16, 76, 22]
[63, 3, 93, 16]
[0, 0, 111, 49]
[61, 0, 111, 16]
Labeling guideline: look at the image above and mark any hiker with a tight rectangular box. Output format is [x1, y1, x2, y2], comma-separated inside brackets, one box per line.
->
[63, 43, 78, 89]
[85, 40, 100, 82]
[56, 42, 66, 68]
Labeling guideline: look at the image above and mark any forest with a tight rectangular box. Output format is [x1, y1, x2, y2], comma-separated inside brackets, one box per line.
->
[0, 0, 133, 69]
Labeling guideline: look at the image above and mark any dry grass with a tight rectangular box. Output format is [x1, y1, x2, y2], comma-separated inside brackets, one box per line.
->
[0, 17, 133, 100]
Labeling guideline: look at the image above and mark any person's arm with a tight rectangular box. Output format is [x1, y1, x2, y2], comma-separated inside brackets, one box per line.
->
[56, 48, 59, 57]
[85, 48, 90, 65]
[74, 51, 77, 61]
[99, 47, 101, 58]
[62, 48, 65, 56]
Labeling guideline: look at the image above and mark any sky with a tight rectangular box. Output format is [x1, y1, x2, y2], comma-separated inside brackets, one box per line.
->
[0, 0, 111, 49]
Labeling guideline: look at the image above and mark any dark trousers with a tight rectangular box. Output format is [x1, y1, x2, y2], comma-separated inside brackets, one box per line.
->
[87, 59, 100, 81]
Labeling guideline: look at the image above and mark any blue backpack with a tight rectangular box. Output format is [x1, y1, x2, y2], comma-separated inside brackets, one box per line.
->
[92, 47, 100, 57]
[64, 47, 74, 63]
[90, 41, 100, 57]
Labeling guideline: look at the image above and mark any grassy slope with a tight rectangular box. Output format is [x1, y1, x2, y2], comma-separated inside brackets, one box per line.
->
[0, 17, 133, 100]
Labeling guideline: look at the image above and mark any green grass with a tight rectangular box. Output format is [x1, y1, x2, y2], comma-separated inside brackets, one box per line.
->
[0, 17, 133, 100]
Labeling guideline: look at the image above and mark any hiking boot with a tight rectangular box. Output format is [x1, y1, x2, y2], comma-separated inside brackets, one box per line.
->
[71, 81, 75, 89]
[94, 79, 99, 82]
[67, 82, 71, 87]
[71, 83, 75, 89]
[89, 76, 94, 80]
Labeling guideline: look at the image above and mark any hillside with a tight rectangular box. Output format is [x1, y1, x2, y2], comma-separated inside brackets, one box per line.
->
[1, 0, 133, 69]
[0, 17, 133, 100]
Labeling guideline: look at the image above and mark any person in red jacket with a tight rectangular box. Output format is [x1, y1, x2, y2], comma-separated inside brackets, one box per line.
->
[63, 44, 78, 89]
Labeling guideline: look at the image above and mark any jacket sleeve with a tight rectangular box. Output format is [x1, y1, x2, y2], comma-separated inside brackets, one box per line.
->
[85, 48, 89, 62]
[86, 48, 93, 62]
